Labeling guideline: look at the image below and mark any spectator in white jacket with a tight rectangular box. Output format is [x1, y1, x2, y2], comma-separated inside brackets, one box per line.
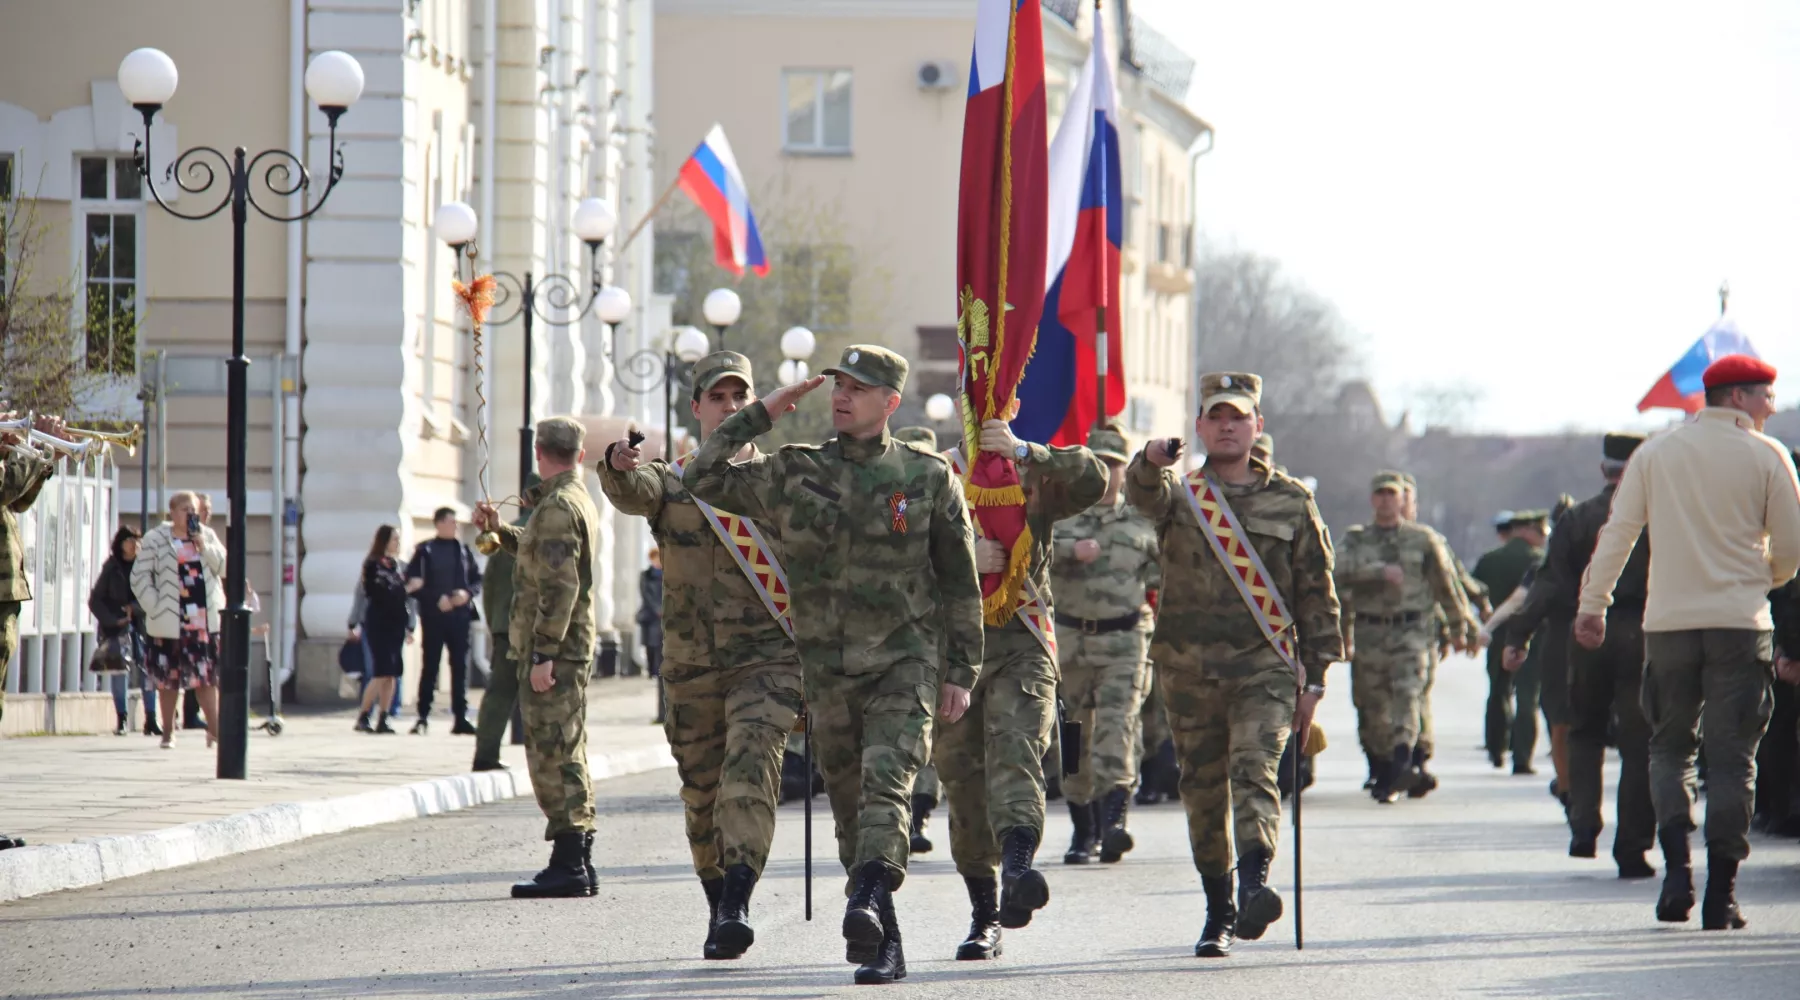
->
[130, 491, 228, 749]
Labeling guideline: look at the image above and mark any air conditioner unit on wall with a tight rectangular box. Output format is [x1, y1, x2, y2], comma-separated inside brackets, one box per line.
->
[917, 60, 957, 91]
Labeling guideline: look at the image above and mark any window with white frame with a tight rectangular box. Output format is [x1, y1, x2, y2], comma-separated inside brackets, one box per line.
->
[77, 155, 144, 375]
[783, 70, 853, 154]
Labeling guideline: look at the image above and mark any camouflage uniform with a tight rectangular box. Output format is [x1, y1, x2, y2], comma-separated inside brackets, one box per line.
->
[600, 352, 803, 881]
[0, 451, 54, 722]
[682, 347, 984, 891]
[1050, 438, 1160, 806]
[936, 437, 1105, 877]
[492, 418, 601, 841]
[1126, 373, 1343, 884]
[891, 427, 943, 822]
[1335, 473, 1473, 791]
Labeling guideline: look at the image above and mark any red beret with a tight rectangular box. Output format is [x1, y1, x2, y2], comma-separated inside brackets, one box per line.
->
[1702, 354, 1777, 389]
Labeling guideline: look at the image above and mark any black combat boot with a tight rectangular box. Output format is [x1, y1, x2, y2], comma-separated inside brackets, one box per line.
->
[1370, 748, 1402, 804]
[1234, 849, 1283, 941]
[1390, 744, 1418, 797]
[843, 861, 891, 965]
[1063, 800, 1098, 864]
[0, 835, 25, 851]
[354, 712, 374, 733]
[1701, 853, 1747, 930]
[1615, 849, 1656, 880]
[909, 794, 934, 854]
[701, 877, 725, 959]
[853, 881, 906, 985]
[1407, 745, 1437, 798]
[1137, 746, 1164, 805]
[1569, 830, 1599, 859]
[581, 832, 598, 897]
[997, 827, 1050, 929]
[510, 831, 591, 899]
[955, 875, 1003, 960]
[1099, 787, 1135, 863]
[472, 758, 508, 772]
[1364, 751, 1380, 791]
[712, 863, 759, 958]
[1195, 872, 1237, 958]
[1655, 823, 1695, 923]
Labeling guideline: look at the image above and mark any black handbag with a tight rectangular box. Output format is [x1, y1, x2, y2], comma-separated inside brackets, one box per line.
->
[87, 630, 138, 675]
[338, 637, 365, 674]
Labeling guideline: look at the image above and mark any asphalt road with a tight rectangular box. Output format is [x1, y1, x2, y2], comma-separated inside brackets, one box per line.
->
[6, 660, 1800, 999]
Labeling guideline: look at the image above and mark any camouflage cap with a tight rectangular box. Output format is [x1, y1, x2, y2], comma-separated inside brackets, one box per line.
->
[691, 350, 754, 400]
[1602, 432, 1645, 462]
[1400, 472, 1417, 489]
[1370, 470, 1406, 494]
[535, 415, 586, 453]
[822, 344, 908, 393]
[1198, 372, 1262, 416]
[893, 425, 938, 448]
[1251, 432, 1274, 460]
[1086, 426, 1130, 463]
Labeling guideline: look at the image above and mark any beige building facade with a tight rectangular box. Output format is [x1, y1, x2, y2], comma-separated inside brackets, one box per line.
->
[0, 0, 659, 714]
[653, 0, 1211, 445]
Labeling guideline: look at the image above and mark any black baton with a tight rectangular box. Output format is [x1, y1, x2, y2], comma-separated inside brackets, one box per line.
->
[1058, 698, 1082, 777]
[803, 706, 813, 922]
[1293, 722, 1304, 951]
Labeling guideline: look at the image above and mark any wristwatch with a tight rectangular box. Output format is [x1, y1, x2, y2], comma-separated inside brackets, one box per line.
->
[1303, 683, 1326, 697]
[532, 652, 553, 667]
[1013, 442, 1031, 462]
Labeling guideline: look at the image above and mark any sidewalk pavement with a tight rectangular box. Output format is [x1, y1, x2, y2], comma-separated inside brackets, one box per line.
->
[0, 676, 673, 903]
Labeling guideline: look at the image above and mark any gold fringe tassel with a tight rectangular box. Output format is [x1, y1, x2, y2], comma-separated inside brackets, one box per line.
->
[965, 482, 1026, 506]
[981, 523, 1034, 627]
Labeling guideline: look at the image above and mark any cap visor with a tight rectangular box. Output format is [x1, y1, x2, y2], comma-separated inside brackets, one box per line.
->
[1201, 393, 1257, 417]
[695, 371, 749, 397]
[821, 365, 884, 389]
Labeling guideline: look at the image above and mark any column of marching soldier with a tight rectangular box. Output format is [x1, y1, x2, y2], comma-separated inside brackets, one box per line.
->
[467, 349, 1800, 986]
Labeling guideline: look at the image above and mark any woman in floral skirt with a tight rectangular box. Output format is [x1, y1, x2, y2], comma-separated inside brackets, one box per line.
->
[131, 491, 227, 749]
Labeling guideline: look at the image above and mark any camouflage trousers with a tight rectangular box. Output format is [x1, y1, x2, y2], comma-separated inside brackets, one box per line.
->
[807, 657, 936, 889]
[936, 631, 1056, 878]
[1058, 628, 1149, 805]
[1138, 662, 1171, 757]
[913, 763, 940, 807]
[1351, 622, 1431, 754]
[1163, 664, 1296, 876]
[0, 600, 17, 722]
[1417, 642, 1439, 756]
[663, 656, 803, 879]
[519, 656, 595, 840]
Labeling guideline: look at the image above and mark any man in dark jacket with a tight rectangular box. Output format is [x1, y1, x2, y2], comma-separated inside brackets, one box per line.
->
[1474, 511, 1547, 771]
[407, 507, 483, 734]
[1503, 433, 1653, 877]
[1758, 450, 1800, 836]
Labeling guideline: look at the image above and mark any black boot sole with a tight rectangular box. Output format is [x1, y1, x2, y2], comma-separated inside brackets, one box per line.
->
[713, 918, 754, 958]
[998, 869, 1049, 929]
[852, 959, 907, 985]
[1407, 774, 1438, 799]
[1099, 827, 1134, 864]
[1569, 837, 1598, 859]
[1656, 882, 1695, 922]
[1701, 905, 1747, 930]
[843, 909, 885, 964]
[510, 882, 590, 899]
[954, 934, 1003, 960]
[909, 836, 933, 854]
[1235, 886, 1283, 941]
[1062, 849, 1095, 865]
[1195, 939, 1233, 958]
[1616, 859, 1657, 880]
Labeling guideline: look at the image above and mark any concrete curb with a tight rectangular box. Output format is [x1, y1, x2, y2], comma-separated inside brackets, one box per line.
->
[0, 744, 674, 904]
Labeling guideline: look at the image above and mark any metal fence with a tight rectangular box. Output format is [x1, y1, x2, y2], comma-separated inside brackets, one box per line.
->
[7, 449, 120, 697]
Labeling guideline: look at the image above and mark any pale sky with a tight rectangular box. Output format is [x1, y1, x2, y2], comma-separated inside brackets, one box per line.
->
[1133, 0, 1800, 434]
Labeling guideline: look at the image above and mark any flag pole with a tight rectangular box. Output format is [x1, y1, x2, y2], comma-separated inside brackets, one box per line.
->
[1719, 280, 1730, 317]
[617, 171, 684, 254]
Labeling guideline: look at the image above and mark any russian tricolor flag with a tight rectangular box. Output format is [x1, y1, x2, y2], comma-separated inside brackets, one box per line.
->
[1636, 316, 1759, 414]
[1015, 10, 1123, 446]
[677, 124, 769, 278]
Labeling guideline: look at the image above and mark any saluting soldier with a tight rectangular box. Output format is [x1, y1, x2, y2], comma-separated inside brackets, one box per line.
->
[473, 417, 602, 900]
[1336, 472, 1475, 803]
[600, 351, 804, 960]
[1049, 424, 1160, 866]
[1128, 372, 1343, 958]
[683, 346, 984, 986]
[935, 406, 1104, 961]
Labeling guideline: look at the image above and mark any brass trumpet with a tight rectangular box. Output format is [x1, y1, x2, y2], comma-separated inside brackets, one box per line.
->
[64, 425, 144, 456]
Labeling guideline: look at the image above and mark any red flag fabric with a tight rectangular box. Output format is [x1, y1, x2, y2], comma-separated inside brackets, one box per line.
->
[956, 0, 1049, 625]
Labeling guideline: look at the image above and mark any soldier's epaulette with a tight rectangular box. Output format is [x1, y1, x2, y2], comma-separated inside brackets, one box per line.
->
[895, 439, 951, 464]
[1269, 469, 1316, 499]
[1345, 523, 1367, 535]
[777, 441, 827, 455]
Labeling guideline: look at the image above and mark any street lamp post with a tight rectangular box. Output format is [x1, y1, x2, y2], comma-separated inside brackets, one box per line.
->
[120, 46, 363, 780]
[702, 288, 742, 350]
[434, 198, 620, 497]
[777, 326, 817, 385]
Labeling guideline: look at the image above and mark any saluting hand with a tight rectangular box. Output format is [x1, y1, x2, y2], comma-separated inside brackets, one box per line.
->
[609, 436, 643, 472]
[762, 375, 827, 424]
